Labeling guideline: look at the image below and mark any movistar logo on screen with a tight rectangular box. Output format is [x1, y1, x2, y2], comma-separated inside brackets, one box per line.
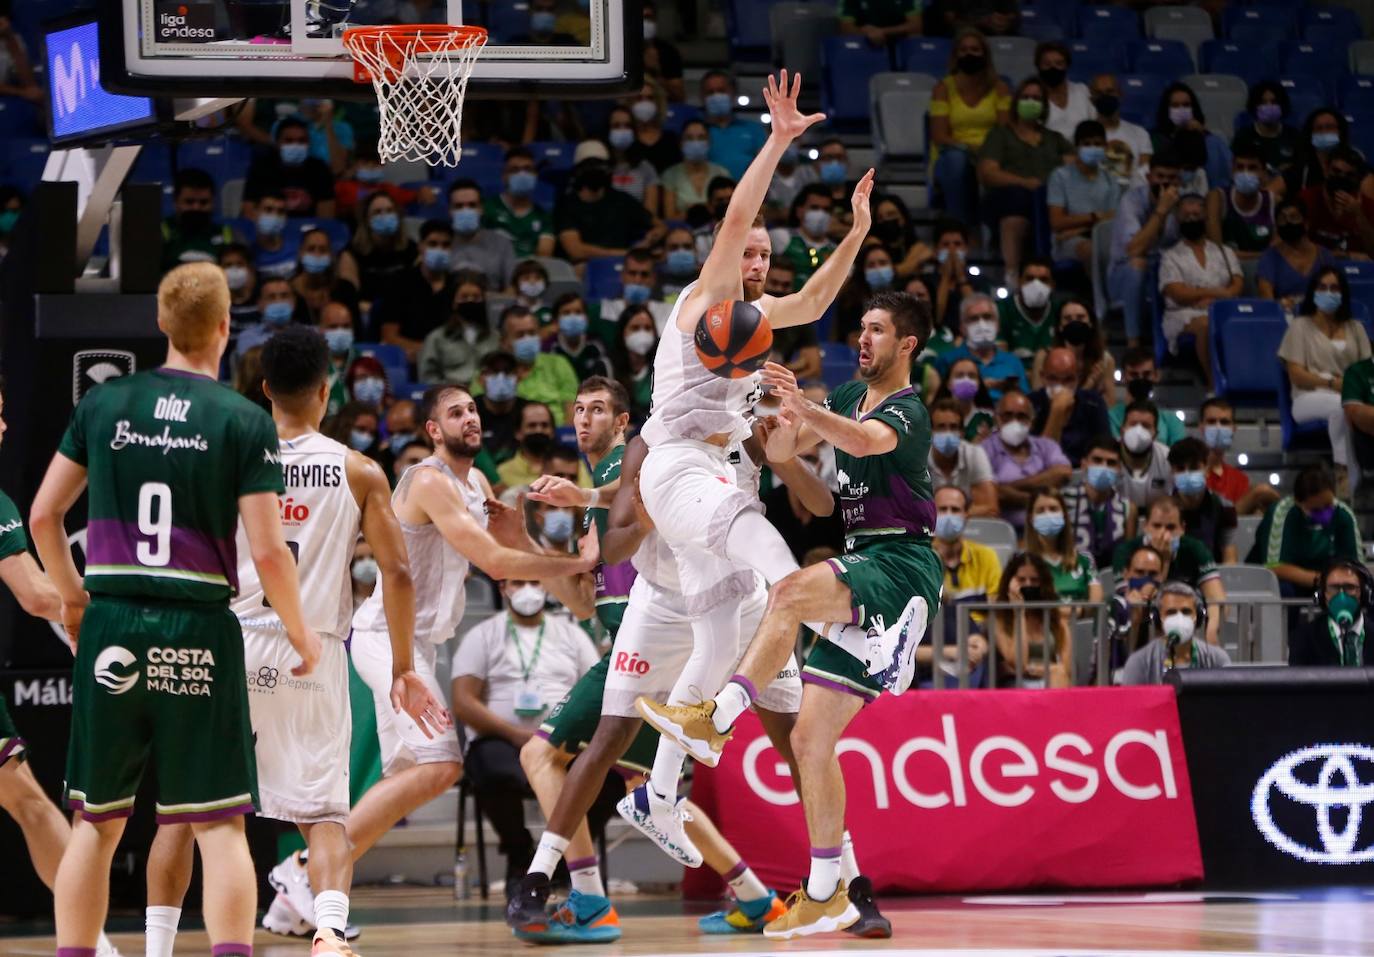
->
[45, 20, 154, 139]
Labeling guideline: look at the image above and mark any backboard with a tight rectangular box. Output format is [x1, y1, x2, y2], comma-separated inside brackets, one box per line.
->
[99, 0, 640, 99]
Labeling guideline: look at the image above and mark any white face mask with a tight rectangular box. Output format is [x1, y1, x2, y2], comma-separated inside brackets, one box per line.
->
[966, 319, 998, 345]
[1045, 383, 1069, 398]
[999, 420, 1029, 448]
[1020, 278, 1052, 309]
[1162, 610, 1196, 644]
[1123, 423, 1154, 454]
[509, 584, 547, 617]
[351, 557, 379, 586]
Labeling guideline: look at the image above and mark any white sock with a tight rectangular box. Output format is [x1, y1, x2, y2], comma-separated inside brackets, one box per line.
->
[725, 862, 769, 902]
[840, 831, 860, 883]
[649, 739, 687, 799]
[568, 856, 605, 896]
[806, 847, 842, 902]
[830, 624, 873, 660]
[529, 832, 570, 877]
[711, 676, 755, 733]
[313, 890, 349, 936]
[144, 906, 180, 957]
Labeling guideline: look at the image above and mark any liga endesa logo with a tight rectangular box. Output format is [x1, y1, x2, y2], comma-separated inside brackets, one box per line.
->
[741, 713, 1181, 809]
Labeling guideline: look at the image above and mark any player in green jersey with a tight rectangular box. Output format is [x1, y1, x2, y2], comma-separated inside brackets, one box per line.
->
[31, 263, 322, 957]
[640, 291, 940, 938]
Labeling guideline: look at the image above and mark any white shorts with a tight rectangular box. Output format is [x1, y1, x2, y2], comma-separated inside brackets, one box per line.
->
[639, 439, 760, 613]
[351, 629, 463, 777]
[601, 576, 801, 718]
[243, 627, 350, 824]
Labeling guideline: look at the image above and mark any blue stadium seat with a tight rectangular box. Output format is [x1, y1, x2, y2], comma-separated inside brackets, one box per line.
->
[1077, 4, 1139, 43]
[1067, 42, 1126, 85]
[1279, 77, 1329, 128]
[1303, 5, 1364, 47]
[821, 343, 857, 389]
[584, 256, 623, 299]
[434, 142, 506, 185]
[1118, 74, 1169, 120]
[529, 141, 575, 173]
[1341, 76, 1374, 113]
[1, 138, 49, 189]
[725, 0, 774, 60]
[129, 144, 174, 186]
[1352, 300, 1374, 341]
[1019, 8, 1066, 42]
[0, 97, 40, 138]
[1350, 122, 1374, 164]
[177, 138, 256, 189]
[292, 218, 351, 253]
[1224, 5, 1298, 47]
[1199, 40, 1277, 88]
[1207, 299, 1288, 406]
[822, 37, 889, 128]
[1281, 42, 1342, 96]
[1128, 39, 1194, 78]
[1022, 0, 1081, 33]
[662, 103, 702, 134]
[1337, 259, 1374, 284]
[486, 0, 529, 42]
[895, 37, 951, 77]
[356, 343, 409, 391]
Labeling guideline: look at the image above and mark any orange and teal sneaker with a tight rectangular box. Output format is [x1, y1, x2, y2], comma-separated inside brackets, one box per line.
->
[698, 891, 788, 934]
[516, 890, 621, 944]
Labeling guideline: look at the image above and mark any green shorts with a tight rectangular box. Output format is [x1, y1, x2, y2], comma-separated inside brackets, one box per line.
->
[65, 597, 258, 823]
[0, 693, 25, 767]
[538, 653, 659, 774]
[803, 539, 944, 701]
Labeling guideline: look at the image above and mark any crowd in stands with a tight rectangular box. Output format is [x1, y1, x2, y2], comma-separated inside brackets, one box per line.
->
[5, 0, 1374, 693]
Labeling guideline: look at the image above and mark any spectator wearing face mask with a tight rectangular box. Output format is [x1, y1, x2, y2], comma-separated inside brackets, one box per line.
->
[690, 176, 738, 261]
[1061, 434, 1130, 571]
[244, 190, 300, 280]
[1249, 466, 1363, 599]
[1109, 147, 1183, 349]
[419, 272, 499, 385]
[918, 218, 983, 337]
[236, 276, 301, 357]
[470, 306, 579, 425]
[1298, 145, 1374, 259]
[219, 244, 260, 342]
[1119, 581, 1230, 685]
[929, 29, 1012, 227]
[839, 0, 922, 46]
[783, 185, 838, 290]
[291, 227, 360, 323]
[1030, 297, 1115, 405]
[1289, 559, 1374, 667]
[1159, 193, 1241, 392]
[343, 356, 391, 418]
[1232, 81, 1300, 179]
[628, 78, 683, 171]
[761, 261, 821, 380]
[334, 140, 436, 223]
[937, 294, 1030, 400]
[927, 399, 998, 517]
[1205, 144, 1276, 261]
[1047, 120, 1119, 269]
[765, 142, 819, 225]
[612, 305, 659, 424]
[814, 138, 856, 237]
[983, 390, 1071, 533]
[607, 106, 662, 214]
[699, 70, 767, 180]
[997, 256, 1064, 363]
[556, 144, 662, 263]
[597, 247, 672, 334]
[351, 190, 419, 306]
[660, 226, 699, 298]
[161, 168, 233, 271]
[242, 116, 336, 219]
[993, 552, 1072, 688]
[351, 541, 379, 608]
[1197, 396, 1276, 515]
[1117, 400, 1173, 510]
[1151, 83, 1232, 195]
[1024, 489, 1102, 608]
[485, 148, 556, 259]
[376, 219, 459, 360]
[926, 486, 995, 686]
[499, 403, 556, 489]
[1089, 73, 1152, 187]
[1029, 347, 1110, 467]
[328, 400, 382, 457]
[1110, 348, 1185, 446]
[1101, 543, 1164, 675]
[447, 179, 516, 293]
[662, 120, 730, 221]
[869, 194, 932, 278]
[511, 260, 553, 331]
[1167, 437, 1238, 564]
[550, 293, 612, 380]
[1113, 495, 1223, 611]
[1284, 108, 1354, 197]
[1257, 199, 1335, 318]
[1035, 42, 1094, 143]
[317, 300, 358, 416]
[834, 244, 899, 346]
[934, 357, 997, 441]
[471, 352, 524, 463]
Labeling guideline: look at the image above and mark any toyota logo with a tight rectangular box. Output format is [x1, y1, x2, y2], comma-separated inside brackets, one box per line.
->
[1251, 743, 1374, 865]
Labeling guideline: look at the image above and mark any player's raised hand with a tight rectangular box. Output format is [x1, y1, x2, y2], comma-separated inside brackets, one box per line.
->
[290, 627, 323, 677]
[391, 670, 453, 740]
[849, 168, 876, 235]
[528, 474, 588, 508]
[575, 520, 601, 572]
[761, 360, 802, 401]
[763, 69, 826, 143]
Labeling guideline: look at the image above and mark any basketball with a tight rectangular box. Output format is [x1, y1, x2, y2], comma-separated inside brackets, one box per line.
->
[694, 300, 773, 379]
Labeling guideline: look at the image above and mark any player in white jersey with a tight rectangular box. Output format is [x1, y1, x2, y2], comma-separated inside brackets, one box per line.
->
[629, 71, 876, 847]
[140, 327, 449, 957]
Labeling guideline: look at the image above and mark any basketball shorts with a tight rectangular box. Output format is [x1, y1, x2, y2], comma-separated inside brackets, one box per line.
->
[804, 540, 944, 702]
[602, 576, 801, 718]
[243, 627, 350, 824]
[351, 628, 462, 776]
[0, 692, 25, 768]
[538, 653, 660, 774]
[638, 438, 761, 614]
[65, 597, 257, 823]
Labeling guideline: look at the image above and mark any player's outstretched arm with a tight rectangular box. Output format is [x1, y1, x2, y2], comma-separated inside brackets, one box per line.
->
[29, 453, 89, 645]
[240, 491, 322, 676]
[683, 70, 826, 328]
[764, 361, 898, 458]
[0, 553, 62, 622]
[767, 169, 876, 329]
[482, 493, 596, 619]
[602, 437, 652, 565]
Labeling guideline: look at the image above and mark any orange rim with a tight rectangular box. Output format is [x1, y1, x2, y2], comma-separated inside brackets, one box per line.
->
[342, 23, 487, 52]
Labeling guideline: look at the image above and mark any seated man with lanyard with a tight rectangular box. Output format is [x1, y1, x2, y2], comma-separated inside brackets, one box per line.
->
[1289, 558, 1374, 667]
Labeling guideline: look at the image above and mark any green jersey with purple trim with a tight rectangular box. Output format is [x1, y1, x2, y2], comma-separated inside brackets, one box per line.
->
[584, 443, 635, 634]
[57, 368, 284, 603]
[0, 490, 29, 561]
[824, 380, 936, 548]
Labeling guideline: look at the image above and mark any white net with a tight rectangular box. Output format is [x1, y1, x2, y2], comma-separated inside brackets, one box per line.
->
[343, 26, 487, 167]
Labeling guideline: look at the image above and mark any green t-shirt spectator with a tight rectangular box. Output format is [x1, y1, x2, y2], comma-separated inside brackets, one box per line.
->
[1112, 533, 1220, 589]
[1341, 356, 1374, 407]
[1246, 496, 1362, 570]
[783, 235, 835, 289]
[998, 294, 1065, 361]
[978, 125, 1072, 184]
[1047, 550, 1096, 602]
[468, 352, 580, 426]
[554, 191, 654, 258]
[1108, 401, 1186, 446]
[841, 0, 922, 27]
[484, 196, 554, 259]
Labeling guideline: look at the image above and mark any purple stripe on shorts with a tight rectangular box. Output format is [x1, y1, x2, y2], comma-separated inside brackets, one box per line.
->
[533, 728, 552, 742]
[57, 948, 97, 957]
[723, 861, 748, 881]
[567, 856, 598, 871]
[801, 671, 878, 703]
[155, 801, 256, 825]
[728, 674, 758, 701]
[211, 944, 252, 957]
[811, 845, 842, 858]
[0, 736, 26, 765]
[67, 799, 135, 823]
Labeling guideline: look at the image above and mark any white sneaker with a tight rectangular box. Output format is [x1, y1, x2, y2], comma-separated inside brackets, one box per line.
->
[269, 850, 317, 927]
[865, 596, 929, 694]
[96, 932, 121, 957]
[262, 892, 312, 937]
[615, 783, 703, 868]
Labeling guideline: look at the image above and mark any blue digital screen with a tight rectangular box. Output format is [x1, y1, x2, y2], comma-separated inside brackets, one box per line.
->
[45, 19, 156, 143]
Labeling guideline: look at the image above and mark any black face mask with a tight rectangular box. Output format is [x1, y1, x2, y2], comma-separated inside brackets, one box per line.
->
[1061, 321, 1092, 347]
[179, 210, 212, 234]
[872, 219, 904, 244]
[521, 432, 552, 457]
[1328, 175, 1360, 197]
[454, 300, 487, 325]
[1127, 378, 1154, 402]
[1092, 94, 1120, 117]
[1020, 585, 1042, 603]
[1278, 221, 1306, 244]
[956, 54, 986, 75]
[578, 167, 611, 192]
[1039, 67, 1066, 89]
[1179, 219, 1206, 241]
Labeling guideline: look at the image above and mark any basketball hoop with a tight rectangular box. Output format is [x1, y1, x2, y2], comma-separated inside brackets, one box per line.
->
[342, 24, 487, 167]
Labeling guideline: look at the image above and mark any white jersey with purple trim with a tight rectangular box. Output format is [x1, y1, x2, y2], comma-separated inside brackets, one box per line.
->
[233, 431, 358, 640]
[641, 281, 765, 448]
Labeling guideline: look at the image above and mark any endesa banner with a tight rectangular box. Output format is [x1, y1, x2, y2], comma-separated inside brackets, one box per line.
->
[687, 687, 1202, 896]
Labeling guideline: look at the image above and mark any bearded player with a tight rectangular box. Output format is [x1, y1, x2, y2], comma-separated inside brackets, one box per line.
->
[642, 291, 941, 938]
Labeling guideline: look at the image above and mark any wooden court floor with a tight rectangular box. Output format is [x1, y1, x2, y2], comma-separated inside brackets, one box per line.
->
[1, 887, 1372, 956]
